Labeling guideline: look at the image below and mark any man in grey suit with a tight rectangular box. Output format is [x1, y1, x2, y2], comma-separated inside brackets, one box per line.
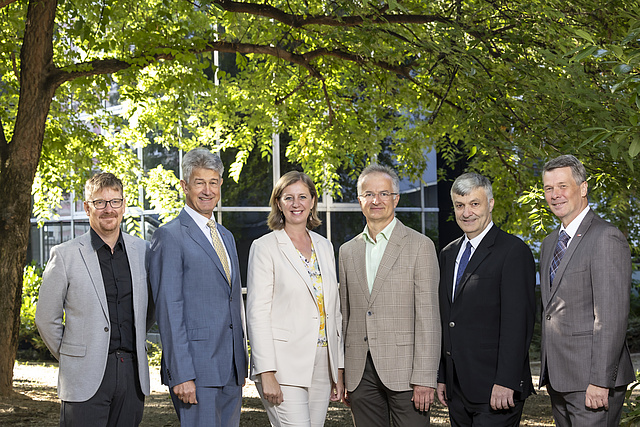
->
[339, 164, 441, 427]
[149, 147, 247, 426]
[540, 154, 634, 426]
[36, 172, 153, 426]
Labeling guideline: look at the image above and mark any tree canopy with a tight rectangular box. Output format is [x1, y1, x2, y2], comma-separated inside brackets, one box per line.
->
[0, 0, 638, 394]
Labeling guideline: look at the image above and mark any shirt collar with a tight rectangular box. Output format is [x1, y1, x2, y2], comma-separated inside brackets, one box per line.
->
[363, 217, 397, 244]
[90, 227, 123, 251]
[184, 204, 215, 230]
[560, 206, 590, 238]
[463, 221, 494, 249]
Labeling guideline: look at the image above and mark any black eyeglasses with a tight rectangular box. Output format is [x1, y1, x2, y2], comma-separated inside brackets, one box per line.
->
[87, 199, 124, 209]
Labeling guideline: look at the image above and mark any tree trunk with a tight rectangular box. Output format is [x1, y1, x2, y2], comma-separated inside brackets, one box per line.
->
[0, 0, 58, 396]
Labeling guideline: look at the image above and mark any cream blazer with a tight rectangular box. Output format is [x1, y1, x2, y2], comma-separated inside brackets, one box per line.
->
[247, 229, 344, 387]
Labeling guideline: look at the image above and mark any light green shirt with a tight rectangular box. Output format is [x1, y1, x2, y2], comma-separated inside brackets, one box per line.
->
[362, 217, 397, 293]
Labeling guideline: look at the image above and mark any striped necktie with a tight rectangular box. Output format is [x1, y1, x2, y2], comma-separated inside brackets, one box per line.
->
[549, 230, 570, 287]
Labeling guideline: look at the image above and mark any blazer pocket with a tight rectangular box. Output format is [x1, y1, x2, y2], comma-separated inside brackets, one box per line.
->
[60, 342, 86, 357]
[396, 332, 412, 346]
[187, 327, 209, 341]
[272, 327, 290, 342]
[571, 330, 593, 337]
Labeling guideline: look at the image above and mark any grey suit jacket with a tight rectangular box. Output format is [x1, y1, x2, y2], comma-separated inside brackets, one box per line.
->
[339, 219, 441, 392]
[540, 209, 634, 392]
[36, 231, 152, 402]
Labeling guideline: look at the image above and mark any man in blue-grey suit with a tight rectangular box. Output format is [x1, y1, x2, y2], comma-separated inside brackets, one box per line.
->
[150, 147, 247, 426]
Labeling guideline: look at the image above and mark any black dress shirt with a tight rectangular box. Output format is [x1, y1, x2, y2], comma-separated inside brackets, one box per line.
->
[90, 229, 135, 353]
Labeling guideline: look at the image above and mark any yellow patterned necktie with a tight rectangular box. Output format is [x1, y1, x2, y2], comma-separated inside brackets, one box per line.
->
[206, 220, 231, 284]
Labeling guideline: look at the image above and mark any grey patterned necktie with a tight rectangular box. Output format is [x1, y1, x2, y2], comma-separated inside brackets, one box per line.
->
[549, 230, 570, 287]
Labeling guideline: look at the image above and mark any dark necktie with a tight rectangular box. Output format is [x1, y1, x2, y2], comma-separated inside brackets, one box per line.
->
[453, 242, 472, 300]
[549, 230, 570, 287]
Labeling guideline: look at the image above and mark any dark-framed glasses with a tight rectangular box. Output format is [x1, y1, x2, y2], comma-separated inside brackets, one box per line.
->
[358, 191, 398, 202]
[87, 199, 124, 209]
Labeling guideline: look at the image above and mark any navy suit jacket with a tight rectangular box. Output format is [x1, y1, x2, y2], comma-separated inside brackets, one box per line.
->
[438, 225, 536, 403]
[149, 209, 247, 388]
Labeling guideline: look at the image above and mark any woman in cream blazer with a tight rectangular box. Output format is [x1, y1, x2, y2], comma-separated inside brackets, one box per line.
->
[247, 171, 344, 427]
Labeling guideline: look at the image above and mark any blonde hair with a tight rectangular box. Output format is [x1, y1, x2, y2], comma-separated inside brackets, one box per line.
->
[267, 171, 321, 230]
[84, 173, 123, 200]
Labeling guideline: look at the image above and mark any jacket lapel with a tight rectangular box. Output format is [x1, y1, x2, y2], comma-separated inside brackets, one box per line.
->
[78, 233, 109, 323]
[548, 210, 594, 300]
[540, 228, 558, 305]
[351, 234, 370, 302]
[123, 233, 143, 321]
[369, 220, 407, 305]
[446, 237, 464, 303]
[454, 226, 497, 300]
[179, 210, 230, 288]
[276, 229, 317, 306]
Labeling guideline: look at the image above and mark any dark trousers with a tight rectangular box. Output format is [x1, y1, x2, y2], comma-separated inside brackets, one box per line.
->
[60, 350, 144, 427]
[348, 352, 430, 427]
[447, 368, 524, 427]
[547, 383, 627, 427]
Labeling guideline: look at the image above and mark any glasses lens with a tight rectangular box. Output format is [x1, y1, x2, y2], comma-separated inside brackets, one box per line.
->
[110, 199, 124, 208]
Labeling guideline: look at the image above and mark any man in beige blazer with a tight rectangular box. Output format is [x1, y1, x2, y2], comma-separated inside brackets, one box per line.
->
[540, 155, 634, 426]
[339, 164, 441, 427]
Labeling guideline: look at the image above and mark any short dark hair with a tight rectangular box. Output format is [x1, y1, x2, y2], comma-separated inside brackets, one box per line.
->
[543, 154, 586, 184]
[84, 173, 123, 200]
[267, 171, 321, 230]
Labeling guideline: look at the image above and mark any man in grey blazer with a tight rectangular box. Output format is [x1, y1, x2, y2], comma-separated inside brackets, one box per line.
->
[540, 154, 634, 426]
[36, 172, 153, 426]
[149, 147, 247, 426]
[339, 164, 441, 427]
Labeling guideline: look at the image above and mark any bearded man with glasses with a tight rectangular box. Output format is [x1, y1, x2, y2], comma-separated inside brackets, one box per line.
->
[36, 172, 154, 427]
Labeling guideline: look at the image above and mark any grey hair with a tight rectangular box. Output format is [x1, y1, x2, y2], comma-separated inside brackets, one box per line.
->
[451, 172, 493, 202]
[357, 164, 400, 195]
[182, 147, 225, 183]
[543, 154, 587, 184]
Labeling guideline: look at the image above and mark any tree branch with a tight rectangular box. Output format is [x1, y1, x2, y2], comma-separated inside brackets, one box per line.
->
[48, 41, 417, 87]
[0, 0, 18, 9]
[213, 0, 455, 28]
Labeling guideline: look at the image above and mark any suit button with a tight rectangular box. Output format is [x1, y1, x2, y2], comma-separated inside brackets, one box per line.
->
[367, 311, 372, 316]
[449, 322, 455, 328]
[104, 327, 109, 332]
[229, 324, 233, 329]
[364, 336, 368, 342]
[230, 296, 233, 302]
[546, 315, 551, 320]
[446, 351, 451, 356]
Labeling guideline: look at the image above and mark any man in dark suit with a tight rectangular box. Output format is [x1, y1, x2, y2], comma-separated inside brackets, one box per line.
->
[436, 172, 536, 426]
[539, 154, 634, 426]
[149, 147, 247, 426]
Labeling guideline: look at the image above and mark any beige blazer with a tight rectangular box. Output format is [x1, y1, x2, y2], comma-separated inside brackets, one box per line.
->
[539, 209, 634, 392]
[339, 219, 441, 392]
[247, 229, 344, 387]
